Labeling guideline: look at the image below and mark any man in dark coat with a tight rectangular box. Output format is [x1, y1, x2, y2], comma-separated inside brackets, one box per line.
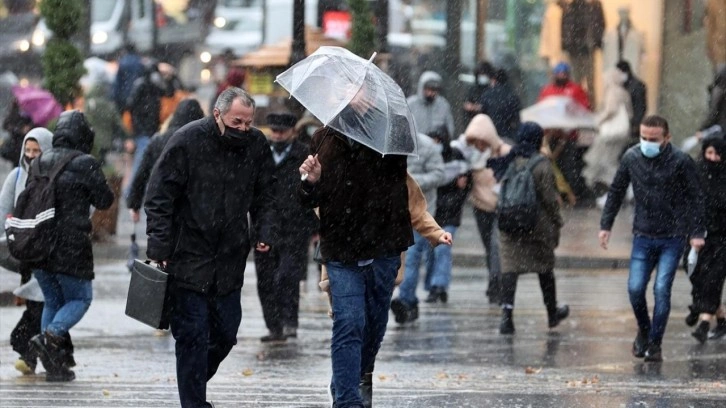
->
[616, 60, 647, 144]
[600, 115, 705, 362]
[298, 114, 414, 406]
[145, 88, 277, 408]
[254, 111, 317, 342]
[477, 69, 522, 141]
[30, 110, 114, 382]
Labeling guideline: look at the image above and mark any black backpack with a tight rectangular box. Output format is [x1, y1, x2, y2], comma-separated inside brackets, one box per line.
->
[497, 154, 546, 235]
[5, 151, 81, 264]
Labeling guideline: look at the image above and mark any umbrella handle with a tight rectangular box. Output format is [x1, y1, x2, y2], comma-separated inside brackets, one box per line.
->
[301, 173, 309, 181]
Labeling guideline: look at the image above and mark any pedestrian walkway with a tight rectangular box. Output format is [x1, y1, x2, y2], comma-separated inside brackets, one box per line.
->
[1, 262, 724, 407]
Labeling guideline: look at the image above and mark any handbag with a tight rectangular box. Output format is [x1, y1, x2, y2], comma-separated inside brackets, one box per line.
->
[125, 259, 171, 330]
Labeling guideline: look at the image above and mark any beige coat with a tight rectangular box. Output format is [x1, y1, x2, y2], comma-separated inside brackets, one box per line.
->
[706, 0, 726, 69]
[499, 158, 563, 274]
[319, 174, 445, 291]
[464, 114, 511, 213]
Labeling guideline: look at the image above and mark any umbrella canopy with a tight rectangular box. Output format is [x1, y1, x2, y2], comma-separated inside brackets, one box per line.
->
[520, 96, 597, 131]
[276, 46, 417, 156]
[11, 85, 63, 127]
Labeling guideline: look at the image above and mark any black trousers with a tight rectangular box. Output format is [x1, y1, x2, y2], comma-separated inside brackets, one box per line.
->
[255, 243, 308, 334]
[10, 300, 43, 358]
[556, 141, 591, 201]
[690, 236, 726, 314]
[501, 271, 558, 313]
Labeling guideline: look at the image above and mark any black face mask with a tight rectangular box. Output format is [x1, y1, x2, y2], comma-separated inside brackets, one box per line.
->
[271, 140, 291, 153]
[219, 120, 253, 149]
[554, 78, 568, 87]
[424, 95, 436, 104]
[23, 155, 33, 166]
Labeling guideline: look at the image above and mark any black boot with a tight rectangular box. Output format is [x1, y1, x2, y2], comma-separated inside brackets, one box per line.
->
[548, 305, 570, 328]
[632, 328, 649, 358]
[692, 321, 710, 344]
[499, 308, 515, 335]
[710, 318, 726, 339]
[359, 372, 372, 408]
[685, 305, 698, 327]
[30, 332, 75, 382]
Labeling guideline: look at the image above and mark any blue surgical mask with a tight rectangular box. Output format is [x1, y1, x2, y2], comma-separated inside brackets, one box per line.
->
[640, 140, 662, 158]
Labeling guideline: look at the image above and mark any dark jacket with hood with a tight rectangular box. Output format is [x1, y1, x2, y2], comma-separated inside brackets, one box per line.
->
[601, 143, 705, 239]
[298, 128, 413, 262]
[477, 74, 522, 141]
[700, 67, 726, 132]
[126, 99, 205, 211]
[37, 110, 114, 280]
[126, 63, 175, 136]
[144, 116, 278, 295]
[699, 137, 726, 237]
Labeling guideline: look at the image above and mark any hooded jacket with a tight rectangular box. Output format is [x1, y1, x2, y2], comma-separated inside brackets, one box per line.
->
[126, 99, 205, 211]
[0, 128, 53, 221]
[37, 110, 114, 280]
[145, 116, 278, 295]
[700, 67, 726, 132]
[464, 114, 511, 212]
[406, 132, 446, 214]
[699, 137, 726, 237]
[406, 71, 455, 138]
[126, 63, 175, 136]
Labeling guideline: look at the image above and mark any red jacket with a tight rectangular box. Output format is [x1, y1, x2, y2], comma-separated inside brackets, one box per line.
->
[538, 81, 591, 110]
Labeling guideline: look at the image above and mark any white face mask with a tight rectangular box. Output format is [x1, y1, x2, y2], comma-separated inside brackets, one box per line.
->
[477, 75, 490, 85]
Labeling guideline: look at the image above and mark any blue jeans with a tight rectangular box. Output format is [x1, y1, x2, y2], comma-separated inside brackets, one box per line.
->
[327, 256, 399, 408]
[398, 231, 430, 306]
[125, 134, 150, 197]
[33, 270, 92, 337]
[425, 225, 457, 290]
[171, 286, 242, 408]
[628, 235, 685, 344]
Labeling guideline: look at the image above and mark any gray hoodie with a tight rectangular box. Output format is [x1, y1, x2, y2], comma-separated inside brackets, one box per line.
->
[0, 128, 53, 220]
[407, 132, 446, 214]
[406, 71, 455, 138]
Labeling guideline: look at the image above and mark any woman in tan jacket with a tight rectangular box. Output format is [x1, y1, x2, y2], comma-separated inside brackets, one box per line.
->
[464, 114, 511, 303]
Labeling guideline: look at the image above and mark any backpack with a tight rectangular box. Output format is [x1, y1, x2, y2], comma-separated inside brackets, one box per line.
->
[496, 154, 546, 235]
[5, 151, 82, 264]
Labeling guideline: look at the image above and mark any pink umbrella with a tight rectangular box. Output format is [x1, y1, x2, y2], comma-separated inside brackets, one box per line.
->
[11, 85, 63, 127]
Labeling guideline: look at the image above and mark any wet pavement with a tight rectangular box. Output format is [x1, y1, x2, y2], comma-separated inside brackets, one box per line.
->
[1, 261, 725, 407]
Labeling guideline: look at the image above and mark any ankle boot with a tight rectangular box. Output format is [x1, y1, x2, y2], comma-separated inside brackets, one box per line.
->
[44, 332, 76, 382]
[548, 305, 570, 328]
[710, 318, 726, 339]
[692, 321, 710, 344]
[359, 372, 372, 408]
[499, 308, 515, 335]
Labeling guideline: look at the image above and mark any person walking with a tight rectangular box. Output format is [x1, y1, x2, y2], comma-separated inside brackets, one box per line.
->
[615, 60, 647, 145]
[423, 127, 472, 303]
[145, 87, 278, 408]
[29, 111, 115, 381]
[477, 69, 522, 141]
[0, 127, 53, 375]
[689, 136, 726, 343]
[255, 111, 318, 342]
[391, 131, 445, 323]
[462, 114, 511, 303]
[406, 71, 455, 138]
[298, 102, 415, 408]
[599, 115, 706, 362]
[126, 98, 205, 222]
[496, 122, 569, 335]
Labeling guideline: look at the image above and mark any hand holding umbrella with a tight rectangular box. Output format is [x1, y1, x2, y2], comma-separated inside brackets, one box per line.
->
[299, 154, 321, 183]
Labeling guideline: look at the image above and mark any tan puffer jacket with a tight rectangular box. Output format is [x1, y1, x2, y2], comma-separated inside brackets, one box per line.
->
[464, 114, 511, 212]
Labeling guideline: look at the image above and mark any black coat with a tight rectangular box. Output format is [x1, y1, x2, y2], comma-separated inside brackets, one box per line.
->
[126, 70, 174, 136]
[145, 117, 277, 295]
[126, 99, 205, 211]
[600, 144, 705, 239]
[37, 111, 114, 280]
[298, 128, 413, 262]
[255, 140, 317, 247]
[478, 83, 521, 141]
[623, 76, 647, 138]
[699, 157, 726, 237]
[434, 146, 472, 227]
[700, 69, 726, 132]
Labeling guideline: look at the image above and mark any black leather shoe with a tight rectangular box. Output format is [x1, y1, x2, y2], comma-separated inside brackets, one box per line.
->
[499, 309, 515, 335]
[548, 305, 570, 328]
[359, 372, 372, 408]
[632, 329, 649, 358]
[644, 343, 662, 362]
[685, 305, 698, 327]
[260, 332, 287, 343]
[710, 319, 726, 339]
[424, 287, 448, 304]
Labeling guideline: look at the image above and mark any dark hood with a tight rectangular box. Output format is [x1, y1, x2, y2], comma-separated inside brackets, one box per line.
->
[52, 110, 95, 154]
[167, 99, 205, 134]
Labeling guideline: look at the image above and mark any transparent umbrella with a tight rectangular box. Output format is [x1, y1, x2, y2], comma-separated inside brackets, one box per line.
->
[276, 46, 417, 156]
[520, 96, 597, 130]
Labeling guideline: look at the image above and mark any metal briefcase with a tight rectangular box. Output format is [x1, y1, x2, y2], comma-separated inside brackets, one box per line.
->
[125, 259, 170, 330]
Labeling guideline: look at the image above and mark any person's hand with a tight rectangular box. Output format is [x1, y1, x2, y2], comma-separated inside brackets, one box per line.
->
[130, 209, 140, 223]
[438, 232, 453, 246]
[598, 230, 610, 250]
[152, 260, 168, 269]
[695, 131, 703, 141]
[456, 175, 468, 189]
[13, 296, 25, 306]
[124, 139, 136, 154]
[690, 237, 706, 252]
[299, 154, 321, 183]
[256, 242, 270, 252]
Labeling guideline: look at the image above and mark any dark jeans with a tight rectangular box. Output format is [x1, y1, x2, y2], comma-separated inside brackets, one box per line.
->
[170, 286, 242, 408]
[555, 140, 590, 201]
[327, 256, 399, 408]
[628, 235, 685, 345]
[10, 300, 43, 358]
[472, 208, 501, 293]
[255, 244, 308, 333]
